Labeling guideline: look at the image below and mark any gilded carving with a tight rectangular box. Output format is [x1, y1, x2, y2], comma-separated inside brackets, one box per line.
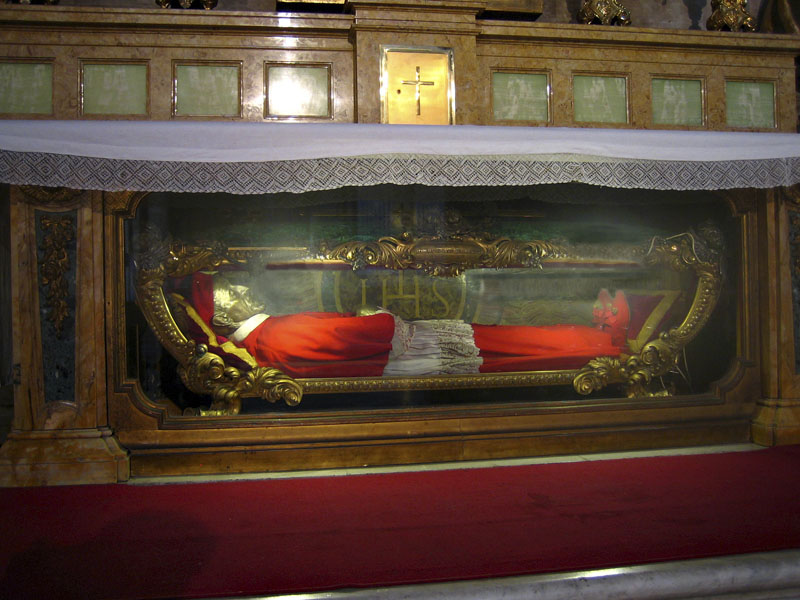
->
[38, 214, 74, 338]
[573, 229, 722, 397]
[181, 345, 302, 416]
[577, 0, 632, 26]
[707, 0, 756, 32]
[135, 224, 723, 414]
[104, 191, 150, 219]
[300, 371, 576, 394]
[135, 227, 301, 415]
[320, 234, 566, 278]
[18, 186, 83, 207]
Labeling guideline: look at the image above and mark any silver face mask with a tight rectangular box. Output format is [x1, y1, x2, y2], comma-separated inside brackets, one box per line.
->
[211, 274, 267, 332]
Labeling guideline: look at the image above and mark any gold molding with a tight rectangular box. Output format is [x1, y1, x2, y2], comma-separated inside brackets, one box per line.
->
[574, 229, 723, 397]
[104, 190, 150, 218]
[320, 234, 566, 277]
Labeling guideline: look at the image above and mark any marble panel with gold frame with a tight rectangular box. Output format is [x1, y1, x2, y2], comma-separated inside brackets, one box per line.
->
[491, 70, 550, 123]
[172, 61, 242, 118]
[0, 60, 53, 115]
[725, 79, 776, 129]
[572, 73, 629, 125]
[380, 46, 454, 125]
[80, 60, 149, 117]
[265, 63, 332, 119]
[651, 76, 705, 128]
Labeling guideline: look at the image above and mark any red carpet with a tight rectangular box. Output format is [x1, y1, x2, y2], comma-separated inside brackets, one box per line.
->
[2, 445, 800, 599]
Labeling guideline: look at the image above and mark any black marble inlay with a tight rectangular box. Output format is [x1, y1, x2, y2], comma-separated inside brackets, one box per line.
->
[35, 210, 77, 403]
[790, 209, 800, 374]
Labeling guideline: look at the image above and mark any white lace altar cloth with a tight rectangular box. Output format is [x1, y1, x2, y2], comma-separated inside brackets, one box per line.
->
[1, 121, 799, 193]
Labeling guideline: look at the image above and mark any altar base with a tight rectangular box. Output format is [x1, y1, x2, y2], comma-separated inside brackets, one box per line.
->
[0, 428, 128, 487]
[752, 399, 800, 446]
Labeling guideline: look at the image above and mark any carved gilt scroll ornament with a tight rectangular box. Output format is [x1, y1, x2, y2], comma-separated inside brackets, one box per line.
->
[135, 227, 302, 416]
[577, 0, 632, 26]
[707, 0, 756, 32]
[182, 345, 302, 416]
[320, 234, 566, 277]
[573, 229, 723, 398]
[39, 215, 74, 338]
[136, 226, 722, 415]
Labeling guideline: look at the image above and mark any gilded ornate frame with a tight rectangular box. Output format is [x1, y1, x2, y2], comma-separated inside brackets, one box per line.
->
[134, 226, 723, 417]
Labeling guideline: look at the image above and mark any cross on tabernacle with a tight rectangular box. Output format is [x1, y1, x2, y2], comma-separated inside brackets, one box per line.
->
[402, 66, 435, 116]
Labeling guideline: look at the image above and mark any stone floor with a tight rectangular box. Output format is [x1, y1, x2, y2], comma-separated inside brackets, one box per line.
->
[252, 550, 800, 600]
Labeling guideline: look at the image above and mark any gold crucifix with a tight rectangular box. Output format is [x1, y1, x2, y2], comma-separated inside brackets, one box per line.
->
[401, 66, 435, 116]
[382, 47, 453, 125]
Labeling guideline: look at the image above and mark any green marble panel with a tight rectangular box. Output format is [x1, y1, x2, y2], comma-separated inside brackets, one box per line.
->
[573, 75, 627, 124]
[492, 72, 549, 122]
[82, 63, 147, 116]
[175, 64, 240, 117]
[0, 62, 52, 114]
[267, 65, 330, 118]
[726, 80, 775, 129]
[651, 78, 703, 127]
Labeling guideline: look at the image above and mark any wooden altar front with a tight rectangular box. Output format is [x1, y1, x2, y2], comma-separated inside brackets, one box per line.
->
[1, 3, 800, 486]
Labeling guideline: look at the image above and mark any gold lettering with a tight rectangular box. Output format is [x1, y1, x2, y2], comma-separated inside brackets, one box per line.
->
[382, 271, 421, 317]
[431, 280, 451, 318]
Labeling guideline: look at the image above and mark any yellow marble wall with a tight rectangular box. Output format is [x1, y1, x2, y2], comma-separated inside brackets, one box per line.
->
[0, 6, 355, 122]
[0, 4, 798, 129]
[477, 24, 799, 130]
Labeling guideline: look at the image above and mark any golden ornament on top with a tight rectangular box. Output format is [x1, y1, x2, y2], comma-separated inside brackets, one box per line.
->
[577, 0, 632, 26]
[707, 0, 756, 32]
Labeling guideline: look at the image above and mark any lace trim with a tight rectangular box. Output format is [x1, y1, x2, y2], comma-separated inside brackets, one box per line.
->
[422, 320, 481, 374]
[3, 151, 798, 193]
[385, 317, 482, 376]
[389, 316, 415, 359]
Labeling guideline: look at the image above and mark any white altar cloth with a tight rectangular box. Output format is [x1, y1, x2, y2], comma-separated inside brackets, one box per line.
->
[1, 121, 799, 193]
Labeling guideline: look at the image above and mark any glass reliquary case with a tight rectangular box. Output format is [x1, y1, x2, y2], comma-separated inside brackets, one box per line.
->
[124, 183, 738, 421]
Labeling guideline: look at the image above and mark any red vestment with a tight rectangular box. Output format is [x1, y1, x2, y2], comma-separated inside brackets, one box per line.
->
[473, 324, 626, 372]
[193, 271, 630, 378]
[237, 309, 628, 378]
[240, 312, 396, 378]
